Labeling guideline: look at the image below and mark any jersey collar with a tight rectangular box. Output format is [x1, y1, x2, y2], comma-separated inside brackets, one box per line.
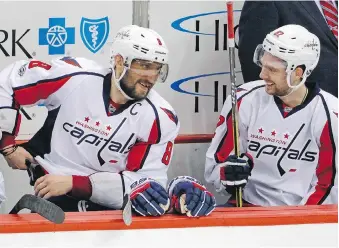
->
[274, 82, 320, 118]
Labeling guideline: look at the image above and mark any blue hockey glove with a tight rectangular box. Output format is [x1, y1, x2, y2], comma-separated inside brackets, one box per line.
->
[130, 178, 170, 216]
[220, 153, 254, 195]
[168, 176, 216, 217]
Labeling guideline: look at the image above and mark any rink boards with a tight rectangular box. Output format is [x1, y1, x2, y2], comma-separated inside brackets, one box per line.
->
[0, 205, 337, 247]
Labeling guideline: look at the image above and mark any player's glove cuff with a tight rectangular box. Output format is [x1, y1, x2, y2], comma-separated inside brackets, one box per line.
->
[241, 153, 254, 170]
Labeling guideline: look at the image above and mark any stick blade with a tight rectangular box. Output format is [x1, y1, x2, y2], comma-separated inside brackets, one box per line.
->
[10, 194, 65, 224]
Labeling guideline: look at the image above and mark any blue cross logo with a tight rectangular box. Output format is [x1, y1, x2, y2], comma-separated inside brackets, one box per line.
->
[39, 18, 75, 55]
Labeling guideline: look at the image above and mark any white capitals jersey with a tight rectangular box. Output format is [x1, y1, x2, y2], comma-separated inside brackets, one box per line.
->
[0, 57, 179, 208]
[205, 80, 338, 206]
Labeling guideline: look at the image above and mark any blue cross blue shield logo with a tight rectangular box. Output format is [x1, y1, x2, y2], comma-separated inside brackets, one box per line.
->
[39, 18, 75, 55]
[80, 17, 110, 53]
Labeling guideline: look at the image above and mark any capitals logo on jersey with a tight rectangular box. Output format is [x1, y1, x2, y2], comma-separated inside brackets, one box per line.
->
[248, 123, 318, 176]
[63, 117, 135, 166]
[80, 17, 110, 53]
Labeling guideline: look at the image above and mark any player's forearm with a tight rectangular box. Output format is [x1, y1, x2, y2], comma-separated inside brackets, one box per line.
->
[89, 172, 125, 209]
[71, 175, 92, 199]
[0, 106, 20, 151]
[204, 157, 226, 194]
[0, 82, 21, 149]
[0, 61, 30, 146]
[0, 133, 16, 150]
[70, 172, 125, 209]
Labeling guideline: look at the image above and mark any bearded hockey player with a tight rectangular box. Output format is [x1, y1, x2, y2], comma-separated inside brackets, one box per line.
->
[205, 24, 338, 206]
[0, 25, 216, 217]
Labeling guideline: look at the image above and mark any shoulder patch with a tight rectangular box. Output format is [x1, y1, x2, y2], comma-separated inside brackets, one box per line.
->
[61, 57, 82, 68]
[237, 87, 247, 92]
[161, 107, 178, 125]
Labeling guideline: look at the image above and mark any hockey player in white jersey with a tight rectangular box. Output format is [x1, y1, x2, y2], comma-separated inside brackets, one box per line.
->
[0, 25, 216, 216]
[205, 24, 338, 206]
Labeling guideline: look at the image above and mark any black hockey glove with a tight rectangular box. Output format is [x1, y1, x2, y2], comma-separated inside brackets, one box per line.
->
[220, 153, 254, 195]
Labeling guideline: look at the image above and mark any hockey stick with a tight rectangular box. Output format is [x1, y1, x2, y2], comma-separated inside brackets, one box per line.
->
[120, 172, 132, 226]
[122, 193, 132, 226]
[9, 194, 65, 224]
[25, 159, 131, 225]
[227, 1, 242, 208]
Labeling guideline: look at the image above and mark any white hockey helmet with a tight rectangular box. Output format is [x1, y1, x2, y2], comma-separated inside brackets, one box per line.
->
[253, 24, 320, 90]
[110, 25, 169, 100]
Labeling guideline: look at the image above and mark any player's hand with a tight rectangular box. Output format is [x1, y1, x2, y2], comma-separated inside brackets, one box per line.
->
[34, 175, 72, 199]
[168, 176, 216, 217]
[220, 153, 254, 194]
[130, 178, 170, 216]
[5, 146, 34, 170]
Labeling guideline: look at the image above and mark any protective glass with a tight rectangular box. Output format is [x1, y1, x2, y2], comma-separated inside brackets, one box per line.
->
[253, 45, 288, 71]
[128, 59, 169, 83]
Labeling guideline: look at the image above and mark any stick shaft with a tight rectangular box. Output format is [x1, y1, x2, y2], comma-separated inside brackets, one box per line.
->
[227, 2, 240, 156]
[227, 1, 242, 208]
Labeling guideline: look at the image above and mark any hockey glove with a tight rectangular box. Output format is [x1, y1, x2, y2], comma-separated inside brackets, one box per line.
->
[168, 176, 216, 217]
[220, 153, 254, 195]
[130, 178, 170, 216]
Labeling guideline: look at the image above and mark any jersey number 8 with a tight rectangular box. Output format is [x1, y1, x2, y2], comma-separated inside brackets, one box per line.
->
[162, 141, 173, 166]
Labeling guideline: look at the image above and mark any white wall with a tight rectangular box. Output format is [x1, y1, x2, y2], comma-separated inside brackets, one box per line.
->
[0, 1, 244, 213]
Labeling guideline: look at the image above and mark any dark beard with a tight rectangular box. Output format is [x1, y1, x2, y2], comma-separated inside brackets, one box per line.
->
[119, 73, 151, 100]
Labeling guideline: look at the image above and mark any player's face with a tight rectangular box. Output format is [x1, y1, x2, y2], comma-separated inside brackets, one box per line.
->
[259, 52, 290, 96]
[120, 59, 162, 100]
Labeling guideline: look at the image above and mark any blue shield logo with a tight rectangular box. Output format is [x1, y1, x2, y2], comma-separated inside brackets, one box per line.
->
[80, 17, 109, 53]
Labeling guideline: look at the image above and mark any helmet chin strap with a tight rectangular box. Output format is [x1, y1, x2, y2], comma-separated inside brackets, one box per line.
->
[111, 66, 135, 101]
[278, 71, 307, 99]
